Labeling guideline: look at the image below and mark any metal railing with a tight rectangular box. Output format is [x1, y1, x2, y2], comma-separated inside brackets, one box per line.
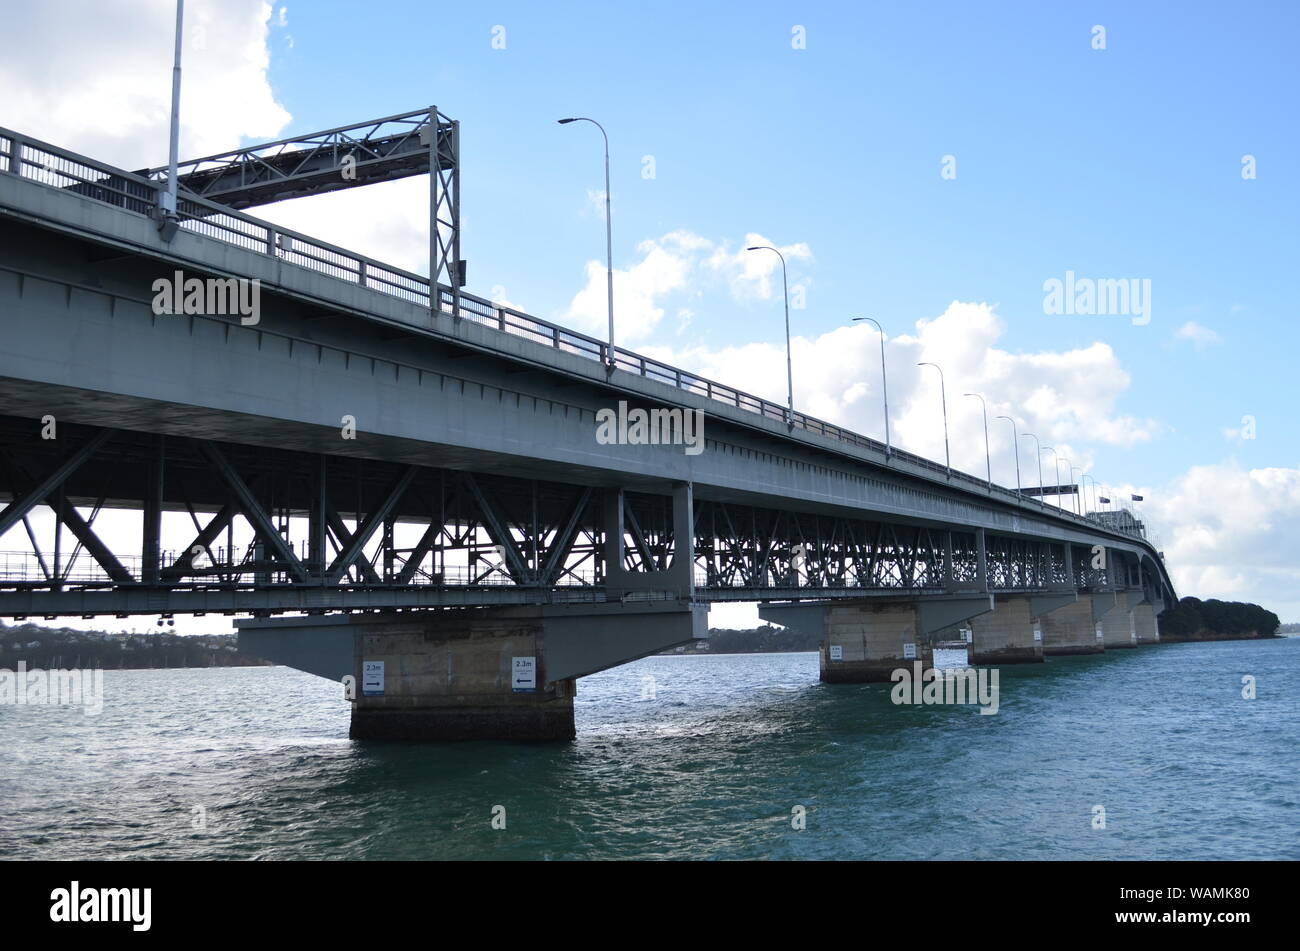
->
[0, 127, 1150, 545]
[0, 548, 599, 589]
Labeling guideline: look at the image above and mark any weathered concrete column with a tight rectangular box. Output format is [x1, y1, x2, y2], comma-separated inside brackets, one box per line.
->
[348, 610, 575, 741]
[759, 595, 991, 683]
[238, 600, 707, 741]
[1038, 593, 1104, 656]
[1133, 601, 1159, 644]
[968, 596, 1044, 665]
[819, 601, 927, 683]
[1093, 590, 1138, 649]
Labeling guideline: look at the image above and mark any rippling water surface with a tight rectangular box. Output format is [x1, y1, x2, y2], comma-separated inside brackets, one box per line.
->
[2, 638, 1296, 860]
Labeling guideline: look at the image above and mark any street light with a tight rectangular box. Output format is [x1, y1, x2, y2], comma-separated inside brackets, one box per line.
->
[852, 316, 890, 457]
[1063, 459, 1081, 516]
[1080, 474, 1093, 516]
[964, 393, 991, 489]
[558, 117, 614, 370]
[1022, 432, 1046, 510]
[916, 362, 950, 477]
[1042, 446, 1062, 510]
[159, 0, 185, 239]
[997, 416, 1022, 495]
[747, 245, 794, 424]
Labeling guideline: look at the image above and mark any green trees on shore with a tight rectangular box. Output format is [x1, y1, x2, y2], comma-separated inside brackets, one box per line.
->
[1157, 597, 1279, 639]
[0, 620, 269, 669]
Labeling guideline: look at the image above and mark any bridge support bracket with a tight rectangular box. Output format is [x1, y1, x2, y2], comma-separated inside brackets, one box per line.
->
[237, 600, 706, 741]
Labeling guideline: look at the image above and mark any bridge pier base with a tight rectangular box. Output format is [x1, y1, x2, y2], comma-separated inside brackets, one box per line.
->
[347, 612, 576, 742]
[238, 601, 707, 741]
[758, 595, 993, 683]
[1039, 594, 1104, 656]
[967, 596, 1044, 666]
[818, 602, 928, 683]
[1133, 601, 1159, 644]
[1094, 590, 1138, 649]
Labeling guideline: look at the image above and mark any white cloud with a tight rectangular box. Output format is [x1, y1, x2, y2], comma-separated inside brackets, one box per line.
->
[562, 230, 711, 343]
[706, 232, 813, 303]
[2, 0, 290, 170]
[253, 178, 432, 276]
[646, 300, 1157, 489]
[1174, 320, 1222, 349]
[559, 229, 815, 345]
[1139, 463, 1300, 621]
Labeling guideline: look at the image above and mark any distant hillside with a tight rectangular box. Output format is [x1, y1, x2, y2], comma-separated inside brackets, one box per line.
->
[0, 620, 271, 669]
[665, 624, 820, 654]
[1157, 597, 1280, 642]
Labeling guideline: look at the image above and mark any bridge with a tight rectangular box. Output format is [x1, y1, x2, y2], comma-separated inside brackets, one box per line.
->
[0, 112, 1176, 740]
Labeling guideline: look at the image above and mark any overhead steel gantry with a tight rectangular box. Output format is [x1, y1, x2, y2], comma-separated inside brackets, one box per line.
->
[138, 107, 463, 314]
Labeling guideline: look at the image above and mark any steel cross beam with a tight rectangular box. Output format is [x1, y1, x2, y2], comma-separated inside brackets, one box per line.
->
[0, 429, 115, 538]
[326, 466, 417, 583]
[197, 441, 308, 582]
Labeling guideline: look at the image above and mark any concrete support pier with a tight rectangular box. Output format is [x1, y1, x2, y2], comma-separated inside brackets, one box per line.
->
[1039, 594, 1105, 656]
[968, 597, 1044, 666]
[1094, 590, 1138, 649]
[1133, 601, 1160, 644]
[819, 601, 927, 683]
[759, 595, 992, 683]
[238, 600, 707, 741]
[348, 610, 575, 741]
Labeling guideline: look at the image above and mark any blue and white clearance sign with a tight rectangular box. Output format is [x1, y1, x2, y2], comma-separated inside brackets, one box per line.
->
[362, 661, 385, 696]
[512, 656, 537, 692]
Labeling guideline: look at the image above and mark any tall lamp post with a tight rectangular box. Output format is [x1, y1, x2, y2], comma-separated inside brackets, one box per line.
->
[851, 317, 890, 457]
[159, 0, 185, 239]
[1076, 472, 1097, 517]
[558, 117, 614, 371]
[997, 416, 1022, 495]
[917, 362, 950, 477]
[964, 393, 991, 490]
[1022, 432, 1045, 509]
[1063, 459, 1081, 515]
[747, 245, 794, 424]
[1042, 446, 1062, 511]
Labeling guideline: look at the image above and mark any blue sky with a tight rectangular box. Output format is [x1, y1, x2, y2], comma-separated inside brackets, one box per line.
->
[259, 0, 1298, 488]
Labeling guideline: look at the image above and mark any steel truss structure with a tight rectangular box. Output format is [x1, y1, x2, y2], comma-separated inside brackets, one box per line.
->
[0, 419, 1151, 619]
[142, 108, 453, 210]
[144, 107, 463, 315]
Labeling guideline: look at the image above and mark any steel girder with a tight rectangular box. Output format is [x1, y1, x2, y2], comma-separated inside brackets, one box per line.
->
[0, 418, 1129, 618]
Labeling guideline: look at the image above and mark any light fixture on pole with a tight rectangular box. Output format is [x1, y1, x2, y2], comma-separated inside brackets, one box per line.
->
[964, 393, 991, 490]
[997, 416, 1022, 495]
[916, 362, 950, 477]
[747, 245, 794, 425]
[558, 117, 614, 371]
[851, 317, 890, 457]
